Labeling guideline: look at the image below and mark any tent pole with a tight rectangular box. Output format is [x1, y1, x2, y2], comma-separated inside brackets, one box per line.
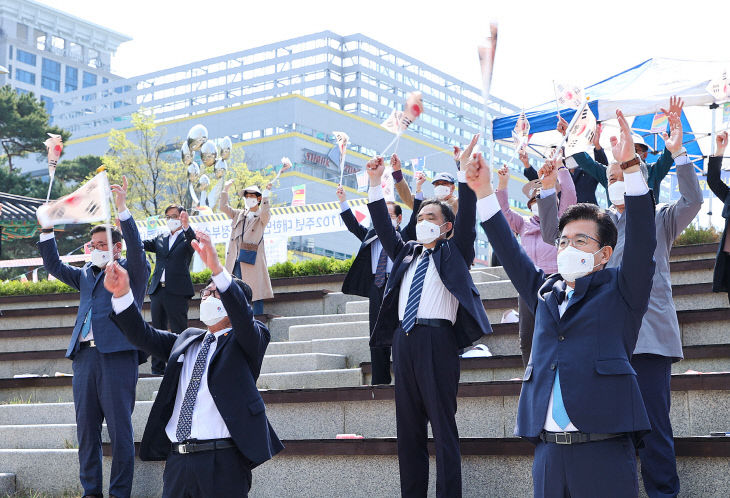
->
[709, 104, 718, 228]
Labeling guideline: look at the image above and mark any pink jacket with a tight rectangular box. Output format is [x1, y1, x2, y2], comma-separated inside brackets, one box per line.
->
[496, 167, 576, 274]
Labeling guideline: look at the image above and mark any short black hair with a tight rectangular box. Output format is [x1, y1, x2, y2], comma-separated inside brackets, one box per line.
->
[418, 199, 455, 238]
[206, 276, 253, 304]
[164, 205, 185, 216]
[558, 203, 617, 249]
[90, 224, 122, 244]
[386, 202, 402, 218]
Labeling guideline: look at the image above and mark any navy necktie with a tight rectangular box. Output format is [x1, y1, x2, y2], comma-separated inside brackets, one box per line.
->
[175, 333, 216, 442]
[402, 249, 432, 333]
[374, 246, 389, 288]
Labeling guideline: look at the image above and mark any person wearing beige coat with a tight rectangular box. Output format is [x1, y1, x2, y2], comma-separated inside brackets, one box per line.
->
[220, 180, 274, 315]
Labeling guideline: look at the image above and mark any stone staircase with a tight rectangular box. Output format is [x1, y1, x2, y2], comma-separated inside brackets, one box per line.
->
[0, 243, 729, 497]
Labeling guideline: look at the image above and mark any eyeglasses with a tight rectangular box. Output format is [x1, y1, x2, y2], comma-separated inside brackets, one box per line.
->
[165, 214, 180, 220]
[556, 233, 601, 250]
[88, 241, 109, 250]
[200, 288, 221, 300]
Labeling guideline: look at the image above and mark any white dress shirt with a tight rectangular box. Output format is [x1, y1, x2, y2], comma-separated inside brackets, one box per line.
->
[160, 228, 184, 283]
[476, 170, 649, 432]
[369, 184, 458, 324]
[112, 269, 235, 442]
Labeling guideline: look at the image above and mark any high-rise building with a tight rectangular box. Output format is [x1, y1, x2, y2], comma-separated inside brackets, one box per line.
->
[0, 0, 130, 119]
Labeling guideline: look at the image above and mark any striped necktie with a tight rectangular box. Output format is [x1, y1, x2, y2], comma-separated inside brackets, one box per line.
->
[373, 247, 389, 288]
[401, 249, 432, 333]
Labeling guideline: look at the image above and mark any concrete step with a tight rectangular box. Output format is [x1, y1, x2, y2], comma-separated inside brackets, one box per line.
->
[260, 353, 347, 374]
[267, 312, 368, 343]
[1, 438, 728, 497]
[0, 472, 15, 495]
[345, 300, 368, 314]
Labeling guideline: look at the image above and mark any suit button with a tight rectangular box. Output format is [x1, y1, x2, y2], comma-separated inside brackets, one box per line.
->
[550, 363, 556, 370]
[558, 336, 565, 341]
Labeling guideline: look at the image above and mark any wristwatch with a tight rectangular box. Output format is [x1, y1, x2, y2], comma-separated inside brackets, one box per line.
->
[41, 228, 54, 233]
[672, 147, 687, 160]
[620, 155, 641, 170]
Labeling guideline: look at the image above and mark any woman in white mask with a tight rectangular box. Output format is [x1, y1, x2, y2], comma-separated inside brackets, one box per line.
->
[494, 158, 576, 366]
[220, 181, 274, 316]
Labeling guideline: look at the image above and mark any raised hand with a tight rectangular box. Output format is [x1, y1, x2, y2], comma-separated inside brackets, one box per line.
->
[103, 261, 131, 298]
[336, 184, 346, 203]
[663, 95, 684, 118]
[265, 182, 273, 191]
[390, 153, 402, 171]
[518, 147, 529, 168]
[610, 109, 636, 163]
[366, 157, 385, 186]
[180, 210, 190, 230]
[223, 179, 235, 192]
[715, 131, 728, 157]
[415, 172, 426, 191]
[661, 111, 683, 155]
[592, 122, 603, 149]
[539, 158, 559, 190]
[497, 165, 510, 190]
[109, 176, 128, 213]
[453, 146, 462, 164]
[191, 231, 224, 275]
[465, 153, 493, 199]
[458, 133, 481, 166]
[557, 115, 569, 136]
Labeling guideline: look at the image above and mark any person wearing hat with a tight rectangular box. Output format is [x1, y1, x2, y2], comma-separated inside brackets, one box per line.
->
[393, 166, 460, 215]
[495, 159, 576, 366]
[220, 181, 274, 315]
[557, 96, 683, 201]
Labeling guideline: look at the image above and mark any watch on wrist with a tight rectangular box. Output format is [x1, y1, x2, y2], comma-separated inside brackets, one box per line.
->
[620, 155, 641, 170]
[671, 147, 687, 160]
[41, 228, 54, 233]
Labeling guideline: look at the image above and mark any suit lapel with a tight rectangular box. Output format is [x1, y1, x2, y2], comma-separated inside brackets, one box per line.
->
[170, 330, 207, 360]
[209, 330, 231, 366]
[168, 232, 184, 254]
[544, 279, 563, 324]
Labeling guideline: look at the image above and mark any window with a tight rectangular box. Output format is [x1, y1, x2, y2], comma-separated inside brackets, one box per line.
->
[15, 69, 35, 84]
[65, 66, 78, 92]
[41, 58, 61, 91]
[41, 95, 54, 116]
[16, 49, 36, 66]
[83, 71, 97, 88]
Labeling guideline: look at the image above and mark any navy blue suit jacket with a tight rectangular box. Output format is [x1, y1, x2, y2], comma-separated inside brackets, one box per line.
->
[38, 216, 150, 359]
[144, 227, 197, 297]
[109, 275, 284, 466]
[367, 181, 491, 349]
[341, 198, 421, 298]
[480, 192, 657, 442]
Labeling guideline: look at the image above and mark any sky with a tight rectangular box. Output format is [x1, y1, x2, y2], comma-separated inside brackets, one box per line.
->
[36, 0, 730, 225]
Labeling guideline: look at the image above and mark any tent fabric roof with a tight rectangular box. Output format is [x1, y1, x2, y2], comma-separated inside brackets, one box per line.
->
[493, 57, 730, 141]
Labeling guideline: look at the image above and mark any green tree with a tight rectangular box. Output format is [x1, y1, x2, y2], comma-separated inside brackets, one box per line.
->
[0, 85, 70, 171]
[56, 154, 103, 184]
[222, 147, 277, 210]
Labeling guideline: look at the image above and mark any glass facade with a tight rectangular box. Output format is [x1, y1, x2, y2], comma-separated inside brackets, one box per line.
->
[82, 71, 97, 88]
[16, 48, 36, 66]
[41, 58, 61, 91]
[65, 66, 78, 92]
[15, 68, 35, 84]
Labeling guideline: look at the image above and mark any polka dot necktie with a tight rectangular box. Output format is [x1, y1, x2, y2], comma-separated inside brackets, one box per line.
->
[175, 333, 216, 442]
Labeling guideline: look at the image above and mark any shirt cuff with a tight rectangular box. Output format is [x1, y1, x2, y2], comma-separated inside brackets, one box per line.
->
[476, 194, 501, 222]
[340, 200, 350, 213]
[262, 189, 271, 198]
[674, 150, 691, 166]
[368, 185, 384, 202]
[118, 209, 131, 221]
[540, 188, 556, 198]
[415, 191, 424, 201]
[624, 170, 649, 196]
[111, 290, 135, 314]
[392, 169, 404, 183]
[212, 268, 232, 293]
[39, 232, 55, 242]
[457, 171, 467, 183]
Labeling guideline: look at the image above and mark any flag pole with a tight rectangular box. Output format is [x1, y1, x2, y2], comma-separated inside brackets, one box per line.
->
[98, 167, 116, 264]
[554, 99, 588, 159]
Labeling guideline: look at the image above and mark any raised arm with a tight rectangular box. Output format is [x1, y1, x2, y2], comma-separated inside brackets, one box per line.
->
[112, 177, 148, 307]
[649, 96, 685, 193]
[219, 180, 243, 220]
[451, 135, 481, 262]
[569, 152, 608, 190]
[37, 234, 82, 290]
[401, 196, 422, 243]
[106, 262, 177, 359]
[536, 158, 563, 244]
[181, 211, 197, 255]
[259, 183, 272, 226]
[495, 165, 525, 234]
[391, 154, 415, 209]
[366, 156, 406, 260]
[337, 185, 368, 241]
[465, 153, 545, 311]
[556, 163, 577, 216]
[707, 131, 729, 202]
[519, 148, 539, 181]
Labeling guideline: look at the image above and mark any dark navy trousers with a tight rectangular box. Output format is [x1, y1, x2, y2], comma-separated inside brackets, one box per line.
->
[532, 436, 638, 497]
[368, 280, 391, 385]
[392, 323, 461, 497]
[71, 346, 138, 498]
[632, 354, 680, 498]
[162, 446, 252, 497]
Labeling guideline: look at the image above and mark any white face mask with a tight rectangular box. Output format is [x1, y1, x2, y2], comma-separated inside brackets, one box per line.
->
[199, 296, 228, 326]
[416, 220, 446, 244]
[245, 197, 259, 209]
[90, 249, 111, 268]
[391, 218, 399, 228]
[608, 181, 626, 206]
[557, 245, 604, 282]
[167, 219, 182, 233]
[433, 185, 451, 200]
[530, 204, 539, 217]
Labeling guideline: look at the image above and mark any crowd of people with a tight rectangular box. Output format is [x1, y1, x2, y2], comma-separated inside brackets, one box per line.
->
[32, 94, 730, 497]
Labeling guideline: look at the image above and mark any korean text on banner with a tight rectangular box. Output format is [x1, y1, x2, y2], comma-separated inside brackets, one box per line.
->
[36, 171, 110, 227]
[265, 199, 372, 238]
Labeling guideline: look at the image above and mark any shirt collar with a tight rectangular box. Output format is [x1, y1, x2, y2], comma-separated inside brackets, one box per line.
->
[206, 327, 232, 339]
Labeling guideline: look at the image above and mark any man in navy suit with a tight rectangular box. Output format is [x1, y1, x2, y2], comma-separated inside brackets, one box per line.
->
[37, 177, 149, 498]
[365, 135, 491, 497]
[104, 231, 283, 497]
[338, 158, 421, 385]
[467, 110, 656, 497]
[144, 205, 197, 374]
